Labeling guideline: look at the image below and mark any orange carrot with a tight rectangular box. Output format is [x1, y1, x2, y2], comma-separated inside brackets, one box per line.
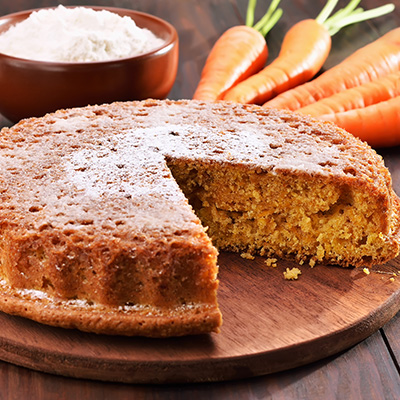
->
[192, 27, 268, 101]
[318, 96, 400, 148]
[223, 19, 331, 104]
[224, 0, 395, 105]
[265, 23, 400, 111]
[297, 71, 400, 117]
[192, 0, 282, 101]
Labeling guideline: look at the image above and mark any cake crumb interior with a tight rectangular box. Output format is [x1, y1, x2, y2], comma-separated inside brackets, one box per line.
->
[168, 160, 396, 267]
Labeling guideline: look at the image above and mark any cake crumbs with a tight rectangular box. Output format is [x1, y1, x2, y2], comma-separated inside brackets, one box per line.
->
[240, 252, 255, 260]
[283, 267, 302, 280]
[360, 266, 399, 282]
[363, 267, 370, 275]
[309, 258, 316, 268]
[265, 257, 278, 267]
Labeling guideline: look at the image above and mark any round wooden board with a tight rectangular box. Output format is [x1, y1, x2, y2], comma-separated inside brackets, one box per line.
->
[0, 252, 399, 384]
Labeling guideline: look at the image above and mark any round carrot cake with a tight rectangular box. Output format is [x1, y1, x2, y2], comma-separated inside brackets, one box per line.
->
[0, 99, 398, 337]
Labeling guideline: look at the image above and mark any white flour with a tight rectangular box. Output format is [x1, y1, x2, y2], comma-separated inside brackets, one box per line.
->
[0, 5, 165, 62]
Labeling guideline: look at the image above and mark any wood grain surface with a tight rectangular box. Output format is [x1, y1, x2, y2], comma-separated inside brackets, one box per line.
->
[0, 0, 400, 398]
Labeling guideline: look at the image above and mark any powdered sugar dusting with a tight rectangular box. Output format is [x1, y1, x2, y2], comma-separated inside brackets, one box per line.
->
[0, 100, 379, 229]
[17, 288, 50, 300]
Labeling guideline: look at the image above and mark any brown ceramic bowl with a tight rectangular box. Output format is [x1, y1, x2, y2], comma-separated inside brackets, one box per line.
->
[0, 6, 179, 122]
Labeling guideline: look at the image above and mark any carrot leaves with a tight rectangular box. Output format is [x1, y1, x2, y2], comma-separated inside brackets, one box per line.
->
[246, 0, 283, 36]
[316, 0, 395, 36]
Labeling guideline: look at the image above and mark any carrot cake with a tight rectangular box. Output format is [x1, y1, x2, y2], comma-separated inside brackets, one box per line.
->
[0, 99, 398, 337]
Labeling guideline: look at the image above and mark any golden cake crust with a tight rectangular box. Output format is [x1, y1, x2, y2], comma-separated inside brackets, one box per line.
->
[0, 99, 399, 336]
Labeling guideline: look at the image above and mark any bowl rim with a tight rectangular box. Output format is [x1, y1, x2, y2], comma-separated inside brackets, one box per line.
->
[0, 5, 178, 66]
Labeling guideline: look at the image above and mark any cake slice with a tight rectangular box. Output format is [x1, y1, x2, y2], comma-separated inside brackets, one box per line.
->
[0, 99, 398, 337]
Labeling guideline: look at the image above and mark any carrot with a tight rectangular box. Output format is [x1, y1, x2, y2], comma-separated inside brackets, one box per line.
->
[297, 71, 400, 117]
[318, 96, 400, 148]
[223, 19, 331, 104]
[264, 7, 398, 111]
[192, 0, 282, 101]
[224, 0, 395, 105]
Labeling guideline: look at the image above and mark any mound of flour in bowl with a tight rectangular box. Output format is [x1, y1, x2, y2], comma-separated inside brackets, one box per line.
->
[0, 5, 165, 62]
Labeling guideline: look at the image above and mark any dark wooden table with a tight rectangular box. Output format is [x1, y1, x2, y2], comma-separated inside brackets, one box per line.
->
[0, 0, 400, 398]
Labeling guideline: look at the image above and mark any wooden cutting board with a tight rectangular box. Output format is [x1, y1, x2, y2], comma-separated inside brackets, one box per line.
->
[0, 252, 399, 384]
